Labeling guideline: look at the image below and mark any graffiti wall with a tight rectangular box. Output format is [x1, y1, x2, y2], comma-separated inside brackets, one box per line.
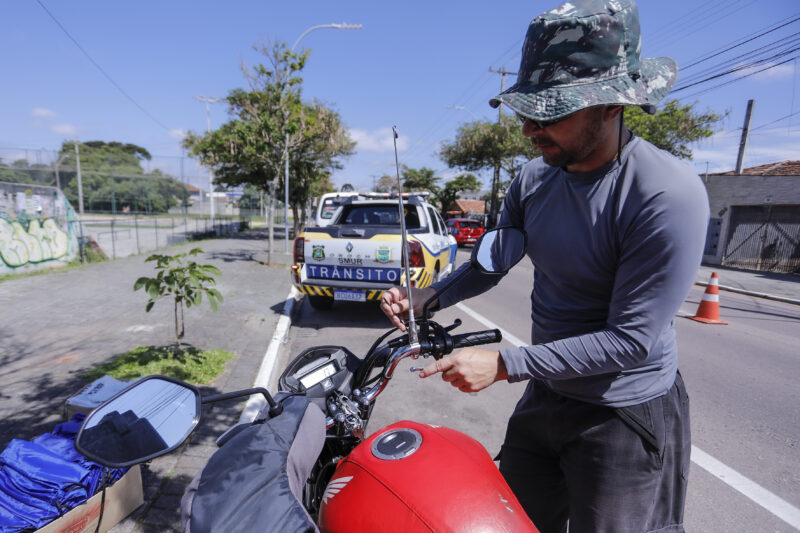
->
[0, 182, 79, 274]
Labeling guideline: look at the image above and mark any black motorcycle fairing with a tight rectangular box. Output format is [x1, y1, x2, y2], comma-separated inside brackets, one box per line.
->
[181, 395, 325, 533]
[278, 345, 360, 412]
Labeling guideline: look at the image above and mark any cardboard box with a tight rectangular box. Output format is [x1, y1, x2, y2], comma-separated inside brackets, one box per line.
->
[36, 464, 144, 533]
[64, 376, 131, 419]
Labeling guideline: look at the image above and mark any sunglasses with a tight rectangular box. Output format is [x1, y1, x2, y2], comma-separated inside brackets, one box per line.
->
[516, 112, 572, 129]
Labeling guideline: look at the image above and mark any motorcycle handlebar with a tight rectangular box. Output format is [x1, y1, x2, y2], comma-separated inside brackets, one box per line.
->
[357, 327, 502, 409]
[450, 329, 502, 349]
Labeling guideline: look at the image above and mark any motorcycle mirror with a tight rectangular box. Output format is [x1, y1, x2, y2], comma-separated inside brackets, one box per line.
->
[75, 375, 201, 468]
[422, 226, 527, 319]
[470, 226, 527, 274]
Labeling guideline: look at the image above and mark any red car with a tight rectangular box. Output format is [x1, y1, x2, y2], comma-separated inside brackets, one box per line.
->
[446, 218, 484, 247]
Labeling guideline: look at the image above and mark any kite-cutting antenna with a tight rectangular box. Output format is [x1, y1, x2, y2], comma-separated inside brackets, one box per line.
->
[392, 126, 418, 345]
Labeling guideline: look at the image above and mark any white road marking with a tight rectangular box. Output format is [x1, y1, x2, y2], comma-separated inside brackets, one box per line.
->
[691, 446, 800, 530]
[457, 302, 800, 530]
[239, 287, 299, 423]
[454, 303, 527, 347]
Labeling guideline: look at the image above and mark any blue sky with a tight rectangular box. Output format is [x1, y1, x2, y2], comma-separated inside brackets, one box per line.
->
[2, 0, 798, 193]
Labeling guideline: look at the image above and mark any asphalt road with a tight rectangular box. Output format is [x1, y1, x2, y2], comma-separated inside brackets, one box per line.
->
[280, 248, 800, 532]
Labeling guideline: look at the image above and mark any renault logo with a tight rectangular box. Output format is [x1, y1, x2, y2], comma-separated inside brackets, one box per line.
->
[346, 241, 354, 253]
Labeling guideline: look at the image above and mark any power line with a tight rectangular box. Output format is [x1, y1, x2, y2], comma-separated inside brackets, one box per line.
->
[400, 32, 525, 171]
[672, 48, 800, 94]
[648, 0, 757, 51]
[750, 109, 800, 132]
[35, 0, 171, 132]
[681, 13, 800, 71]
[675, 56, 798, 99]
[648, 0, 730, 42]
[675, 33, 800, 87]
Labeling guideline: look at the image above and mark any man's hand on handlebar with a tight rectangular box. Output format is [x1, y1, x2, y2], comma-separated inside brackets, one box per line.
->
[418, 348, 509, 393]
[380, 286, 437, 331]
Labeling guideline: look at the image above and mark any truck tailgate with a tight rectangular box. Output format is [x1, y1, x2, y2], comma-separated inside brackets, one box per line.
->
[302, 232, 404, 285]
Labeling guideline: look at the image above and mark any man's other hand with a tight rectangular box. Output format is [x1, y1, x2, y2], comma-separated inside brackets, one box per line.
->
[380, 286, 436, 331]
[419, 348, 508, 393]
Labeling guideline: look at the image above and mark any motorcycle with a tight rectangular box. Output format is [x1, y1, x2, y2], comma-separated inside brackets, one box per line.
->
[74, 225, 538, 533]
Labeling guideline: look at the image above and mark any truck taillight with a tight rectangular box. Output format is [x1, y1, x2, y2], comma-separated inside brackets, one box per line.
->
[402, 240, 425, 268]
[294, 238, 305, 264]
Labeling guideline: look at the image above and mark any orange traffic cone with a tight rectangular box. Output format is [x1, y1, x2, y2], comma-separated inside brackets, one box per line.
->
[688, 272, 728, 325]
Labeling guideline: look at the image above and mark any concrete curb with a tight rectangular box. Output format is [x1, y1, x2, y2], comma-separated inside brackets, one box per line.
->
[696, 281, 800, 307]
[239, 286, 300, 423]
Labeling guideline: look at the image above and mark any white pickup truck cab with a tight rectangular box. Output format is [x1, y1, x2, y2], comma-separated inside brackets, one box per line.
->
[313, 191, 360, 227]
[292, 194, 458, 310]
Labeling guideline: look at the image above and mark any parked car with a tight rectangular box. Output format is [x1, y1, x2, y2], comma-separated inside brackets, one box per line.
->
[313, 192, 361, 227]
[292, 194, 457, 310]
[446, 218, 484, 247]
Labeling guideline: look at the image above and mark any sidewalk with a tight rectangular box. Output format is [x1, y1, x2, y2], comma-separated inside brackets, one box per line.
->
[696, 263, 800, 305]
[0, 228, 294, 532]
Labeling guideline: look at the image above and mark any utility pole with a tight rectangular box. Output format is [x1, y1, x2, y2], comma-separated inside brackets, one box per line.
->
[195, 95, 221, 222]
[486, 67, 518, 227]
[74, 140, 86, 263]
[735, 99, 755, 174]
[489, 67, 518, 119]
[53, 153, 68, 191]
[74, 141, 84, 216]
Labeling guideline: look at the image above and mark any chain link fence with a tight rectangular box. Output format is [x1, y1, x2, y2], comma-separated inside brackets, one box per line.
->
[0, 146, 296, 267]
[0, 145, 278, 219]
[78, 213, 248, 260]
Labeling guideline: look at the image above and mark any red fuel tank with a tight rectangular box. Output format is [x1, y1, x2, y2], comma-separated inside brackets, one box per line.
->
[318, 420, 537, 533]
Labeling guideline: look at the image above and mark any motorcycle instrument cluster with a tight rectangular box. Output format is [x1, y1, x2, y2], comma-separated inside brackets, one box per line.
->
[279, 345, 360, 411]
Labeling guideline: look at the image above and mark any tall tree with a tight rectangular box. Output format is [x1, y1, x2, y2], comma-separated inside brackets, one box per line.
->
[439, 115, 538, 226]
[435, 173, 482, 218]
[19, 140, 184, 214]
[280, 102, 354, 230]
[402, 166, 440, 195]
[184, 41, 353, 262]
[374, 174, 396, 193]
[624, 99, 724, 159]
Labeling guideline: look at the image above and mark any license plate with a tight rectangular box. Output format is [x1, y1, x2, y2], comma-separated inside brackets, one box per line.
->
[334, 289, 366, 302]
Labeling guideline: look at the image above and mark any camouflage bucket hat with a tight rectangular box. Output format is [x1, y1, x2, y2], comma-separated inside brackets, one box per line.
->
[490, 0, 677, 119]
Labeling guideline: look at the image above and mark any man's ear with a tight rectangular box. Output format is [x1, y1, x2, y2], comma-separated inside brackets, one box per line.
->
[604, 105, 624, 121]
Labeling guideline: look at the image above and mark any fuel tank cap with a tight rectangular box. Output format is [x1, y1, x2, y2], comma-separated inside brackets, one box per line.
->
[371, 428, 422, 460]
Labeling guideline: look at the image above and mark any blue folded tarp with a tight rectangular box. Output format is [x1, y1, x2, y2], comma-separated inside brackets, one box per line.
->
[0, 414, 127, 532]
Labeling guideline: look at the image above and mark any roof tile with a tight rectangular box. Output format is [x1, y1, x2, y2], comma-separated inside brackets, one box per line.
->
[710, 160, 800, 176]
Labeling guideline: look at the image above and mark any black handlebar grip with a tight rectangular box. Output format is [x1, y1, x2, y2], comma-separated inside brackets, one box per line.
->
[451, 329, 502, 349]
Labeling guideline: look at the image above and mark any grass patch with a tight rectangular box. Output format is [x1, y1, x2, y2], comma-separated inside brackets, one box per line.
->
[81, 345, 235, 384]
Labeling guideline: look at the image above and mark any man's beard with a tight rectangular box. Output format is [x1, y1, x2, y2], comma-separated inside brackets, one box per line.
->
[536, 108, 606, 169]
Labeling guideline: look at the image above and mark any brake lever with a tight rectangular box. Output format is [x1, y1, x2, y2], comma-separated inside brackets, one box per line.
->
[444, 319, 462, 332]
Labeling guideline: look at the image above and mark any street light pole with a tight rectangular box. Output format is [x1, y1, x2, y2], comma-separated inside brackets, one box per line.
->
[52, 153, 68, 191]
[195, 95, 222, 222]
[74, 141, 84, 217]
[284, 22, 362, 251]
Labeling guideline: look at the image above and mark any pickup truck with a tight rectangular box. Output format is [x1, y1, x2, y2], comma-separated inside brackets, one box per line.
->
[291, 194, 458, 310]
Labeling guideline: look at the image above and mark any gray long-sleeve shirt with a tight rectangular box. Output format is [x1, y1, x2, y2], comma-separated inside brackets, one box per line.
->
[434, 136, 709, 407]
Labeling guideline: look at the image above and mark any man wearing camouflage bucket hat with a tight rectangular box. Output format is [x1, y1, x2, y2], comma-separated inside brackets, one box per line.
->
[381, 0, 709, 531]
